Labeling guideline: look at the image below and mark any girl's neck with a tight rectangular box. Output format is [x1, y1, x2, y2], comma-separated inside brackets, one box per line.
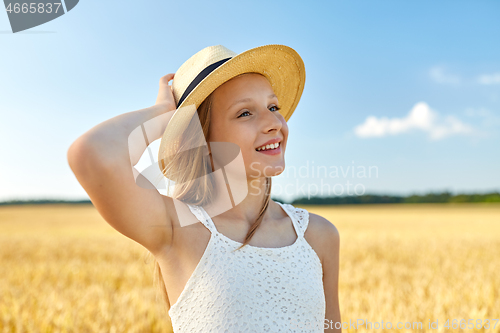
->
[208, 176, 270, 227]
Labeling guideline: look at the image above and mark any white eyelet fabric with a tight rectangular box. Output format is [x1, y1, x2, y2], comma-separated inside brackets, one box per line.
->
[168, 202, 325, 333]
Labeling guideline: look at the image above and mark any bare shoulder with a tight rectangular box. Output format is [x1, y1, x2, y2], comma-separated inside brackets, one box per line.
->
[304, 211, 340, 266]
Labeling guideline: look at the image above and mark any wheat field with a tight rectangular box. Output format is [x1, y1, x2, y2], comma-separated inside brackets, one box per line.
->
[0, 203, 499, 333]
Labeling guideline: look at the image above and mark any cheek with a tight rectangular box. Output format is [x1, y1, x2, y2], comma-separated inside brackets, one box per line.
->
[281, 121, 289, 141]
[209, 121, 235, 142]
[239, 141, 255, 155]
[235, 135, 258, 161]
[281, 118, 289, 132]
[226, 128, 255, 153]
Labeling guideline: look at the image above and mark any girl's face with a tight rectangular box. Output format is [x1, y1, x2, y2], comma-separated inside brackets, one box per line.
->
[208, 73, 288, 180]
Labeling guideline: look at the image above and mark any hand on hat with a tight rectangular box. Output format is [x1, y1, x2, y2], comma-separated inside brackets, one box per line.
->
[155, 73, 176, 111]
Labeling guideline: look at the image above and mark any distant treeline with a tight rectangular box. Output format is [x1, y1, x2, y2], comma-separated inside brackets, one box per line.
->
[289, 191, 500, 205]
[1, 191, 500, 206]
[0, 199, 93, 206]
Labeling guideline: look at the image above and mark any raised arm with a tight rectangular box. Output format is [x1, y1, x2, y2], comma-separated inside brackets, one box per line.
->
[67, 74, 177, 255]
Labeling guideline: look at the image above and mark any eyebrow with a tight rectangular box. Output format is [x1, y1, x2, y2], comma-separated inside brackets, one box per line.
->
[226, 93, 278, 112]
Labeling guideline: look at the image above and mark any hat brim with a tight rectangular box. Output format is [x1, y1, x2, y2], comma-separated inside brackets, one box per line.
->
[158, 44, 305, 172]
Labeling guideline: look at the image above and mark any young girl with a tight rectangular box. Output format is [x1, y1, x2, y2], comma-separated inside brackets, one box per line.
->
[67, 44, 341, 332]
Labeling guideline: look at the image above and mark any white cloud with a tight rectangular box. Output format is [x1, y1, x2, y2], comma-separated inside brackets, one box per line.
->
[354, 102, 474, 140]
[476, 72, 500, 85]
[429, 66, 500, 86]
[464, 107, 500, 128]
[429, 66, 461, 85]
[464, 107, 492, 118]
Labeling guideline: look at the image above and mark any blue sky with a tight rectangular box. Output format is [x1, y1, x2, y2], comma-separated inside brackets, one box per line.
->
[1, 0, 499, 202]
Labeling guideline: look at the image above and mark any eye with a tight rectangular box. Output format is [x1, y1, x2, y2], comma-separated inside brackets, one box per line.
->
[237, 110, 251, 118]
[237, 105, 281, 118]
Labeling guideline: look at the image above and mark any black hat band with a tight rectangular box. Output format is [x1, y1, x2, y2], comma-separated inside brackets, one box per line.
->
[177, 57, 233, 107]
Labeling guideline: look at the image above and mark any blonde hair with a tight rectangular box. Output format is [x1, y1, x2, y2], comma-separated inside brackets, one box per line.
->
[145, 72, 273, 321]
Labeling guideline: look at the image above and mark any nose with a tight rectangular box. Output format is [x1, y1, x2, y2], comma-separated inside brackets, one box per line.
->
[260, 107, 283, 133]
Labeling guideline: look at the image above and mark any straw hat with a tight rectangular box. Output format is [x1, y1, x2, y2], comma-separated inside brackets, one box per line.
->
[157, 44, 306, 176]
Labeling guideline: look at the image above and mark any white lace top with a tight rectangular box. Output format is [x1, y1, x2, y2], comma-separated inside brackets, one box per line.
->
[168, 202, 326, 333]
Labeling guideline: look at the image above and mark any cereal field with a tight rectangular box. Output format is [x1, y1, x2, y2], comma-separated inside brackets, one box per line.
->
[0, 203, 499, 333]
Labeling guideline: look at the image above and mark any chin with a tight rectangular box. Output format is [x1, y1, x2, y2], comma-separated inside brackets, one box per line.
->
[258, 165, 285, 178]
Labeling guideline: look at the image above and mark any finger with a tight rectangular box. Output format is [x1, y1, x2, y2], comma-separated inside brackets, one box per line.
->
[156, 75, 176, 106]
[159, 73, 175, 86]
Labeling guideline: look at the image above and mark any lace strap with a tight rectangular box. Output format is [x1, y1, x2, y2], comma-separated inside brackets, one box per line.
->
[282, 203, 309, 237]
[185, 204, 218, 234]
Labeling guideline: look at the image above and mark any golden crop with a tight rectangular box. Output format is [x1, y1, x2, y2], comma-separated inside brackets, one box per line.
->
[1, 203, 499, 332]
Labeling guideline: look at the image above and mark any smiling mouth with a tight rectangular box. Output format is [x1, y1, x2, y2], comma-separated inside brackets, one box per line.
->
[255, 142, 281, 151]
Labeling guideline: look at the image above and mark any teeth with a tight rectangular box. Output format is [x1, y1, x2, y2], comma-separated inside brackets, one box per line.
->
[257, 142, 280, 151]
